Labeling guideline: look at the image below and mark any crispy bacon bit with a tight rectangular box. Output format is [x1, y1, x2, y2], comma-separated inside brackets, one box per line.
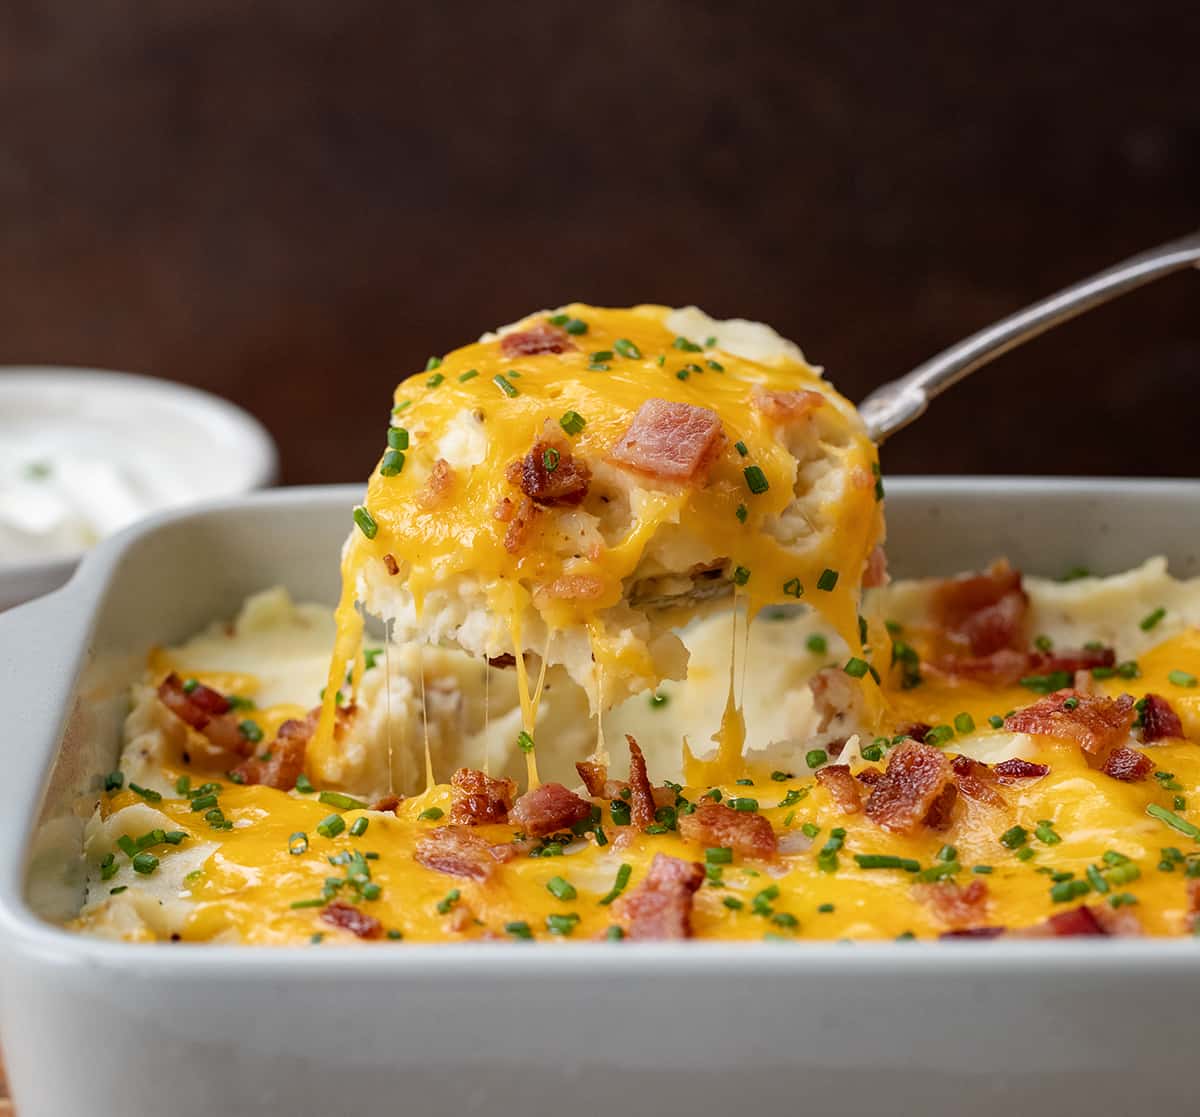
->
[932, 560, 1028, 658]
[940, 926, 1006, 940]
[1004, 690, 1135, 755]
[576, 760, 608, 798]
[536, 574, 606, 601]
[863, 544, 889, 588]
[814, 765, 863, 814]
[321, 900, 383, 940]
[450, 767, 516, 825]
[856, 766, 883, 786]
[382, 553, 399, 576]
[619, 853, 704, 940]
[1091, 904, 1144, 936]
[510, 782, 592, 837]
[158, 673, 255, 757]
[230, 715, 312, 790]
[499, 323, 575, 357]
[419, 458, 455, 509]
[750, 385, 824, 423]
[914, 878, 990, 929]
[1141, 693, 1184, 742]
[1102, 747, 1154, 783]
[1034, 646, 1116, 675]
[898, 722, 932, 744]
[502, 495, 540, 554]
[625, 735, 657, 829]
[507, 440, 591, 507]
[809, 667, 867, 734]
[992, 758, 1050, 781]
[948, 755, 1006, 810]
[414, 825, 504, 882]
[371, 795, 402, 814]
[1040, 906, 1107, 937]
[678, 802, 777, 859]
[487, 653, 516, 669]
[607, 399, 726, 484]
[865, 740, 957, 834]
[934, 648, 1032, 687]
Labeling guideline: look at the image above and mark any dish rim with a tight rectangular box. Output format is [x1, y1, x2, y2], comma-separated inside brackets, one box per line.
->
[4, 476, 1200, 975]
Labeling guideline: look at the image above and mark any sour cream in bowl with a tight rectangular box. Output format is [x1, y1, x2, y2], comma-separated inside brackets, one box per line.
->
[0, 368, 278, 608]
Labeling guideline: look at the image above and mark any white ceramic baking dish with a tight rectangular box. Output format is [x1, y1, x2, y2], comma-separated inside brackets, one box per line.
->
[1, 479, 1197, 1117]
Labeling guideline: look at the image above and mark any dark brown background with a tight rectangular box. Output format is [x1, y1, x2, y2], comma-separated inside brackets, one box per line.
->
[2, 1, 1197, 484]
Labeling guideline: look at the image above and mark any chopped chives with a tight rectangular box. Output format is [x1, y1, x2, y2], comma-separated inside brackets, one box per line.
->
[735, 503, 748, 523]
[387, 427, 409, 451]
[104, 771, 125, 792]
[1169, 670, 1198, 688]
[316, 814, 346, 839]
[972, 865, 994, 874]
[707, 359, 724, 372]
[380, 450, 405, 477]
[417, 807, 444, 821]
[706, 847, 733, 865]
[288, 832, 309, 856]
[349, 817, 369, 838]
[988, 715, 1004, 729]
[290, 898, 326, 910]
[164, 831, 186, 845]
[128, 782, 162, 804]
[1140, 607, 1166, 631]
[563, 318, 588, 335]
[353, 505, 378, 539]
[392, 400, 411, 414]
[806, 634, 827, 655]
[436, 889, 461, 914]
[605, 926, 625, 941]
[1146, 803, 1200, 839]
[924, 725, 955, 747]
[505, 920, 534, 940]
[999, 825, 1028, 849]
[131, 852, 159, 875]
[1014, 846, 1036, 862]
[613, 338, 641, 359]
[546, 912, 580, 936]
[648, 692, 669, 709]
[854, 854, 921, 871]
[843, 657, 869, 679]
[1034, 820, 1062, 845]
[517, 730, 536, 753]
[598, 863, 633, 905]
[743, 465, 769, 494]
[783, 577, 804, 598]
[425, 356, 442, 371]
[458, 369, 479, 382]
[546, 876, 577, 901]
[189, 793, 218, 812]
[239, 720, 263, 744]
[732, 565, 751, 587]
[319, 790, 367, 811]
[727, 798, 758, 812]
[426, 372, 445, 388]
[492, 374, 519, 397]
[589, 350, 614, 362]
[734, 440, 748, 456]
[953, 712, 975, 734]
[295, 774, 314, 794]
[805, 749, 827, 769]
[816, 568, 839, 592]
[673, 336, 702, 352]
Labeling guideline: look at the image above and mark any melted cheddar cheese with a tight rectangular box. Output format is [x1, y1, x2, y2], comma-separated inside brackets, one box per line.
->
[312, 305, 883, 785]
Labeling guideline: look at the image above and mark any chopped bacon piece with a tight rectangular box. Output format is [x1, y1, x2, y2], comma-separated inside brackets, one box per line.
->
[809, 667, 867, 734]
[947, 755, 1006, 810]
[418, 458, 455, 509]
[576, 760, 608, 798]
[625, 735, 657, 829]
[450, 767, 516, 825]
[1041, 906, 1106, 937]
[414, 825, 504, 882]
[607, 399, 726, 484]
[1033, 646, 1116, 675]
[940, 926, 1006, 940]
[750, 385, 824, 423]
[933, 648, 1032, 687]
[502, 495, 540, 554]
[814, 765, 863, 814]
[1102, 747, 1154, 783]
[1004, 690, 1135, 755]
[1141, 693, 1184, 742]
[230, 715, 312, 790]
[510, 782, 592, 837]
[321, 900, 382, 940]
[931, 560, 1028, 658]
[1187, 878, 1200, 932]
[382, 553, 399, 576]
[1091, 904, 1144, 936]
[897, 722, 931, 744]
[678, 802, 777, 859]
[371, 795, 402, 814]
[499, 323, 575, 357]
[865, 741, 956, 834]
[914, 878, 990, 929]
[856, 766, 883, 786]
[863, 544, 889, 588]
[507, 441, 591, 507]
[992, 758, 1050, 781]
[487, 653, 516, 669]
[619, 853, 704, 940]
[158, 673, 255, 757]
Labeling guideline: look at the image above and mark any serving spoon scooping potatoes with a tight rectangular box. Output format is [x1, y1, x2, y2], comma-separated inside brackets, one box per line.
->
[858, 229, 1200, 443]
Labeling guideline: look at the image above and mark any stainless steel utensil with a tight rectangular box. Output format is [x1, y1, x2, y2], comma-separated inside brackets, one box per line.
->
[858, 229, 1200, 442]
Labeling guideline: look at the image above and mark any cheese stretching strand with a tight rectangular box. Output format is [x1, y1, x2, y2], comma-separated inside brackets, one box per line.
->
[311, 305, 884, 786]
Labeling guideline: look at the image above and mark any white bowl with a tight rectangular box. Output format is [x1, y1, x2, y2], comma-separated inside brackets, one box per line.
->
[0, 367, 278, 609]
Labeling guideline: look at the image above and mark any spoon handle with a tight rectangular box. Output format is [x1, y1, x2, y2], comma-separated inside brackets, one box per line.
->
[858, 229, 1200, 443]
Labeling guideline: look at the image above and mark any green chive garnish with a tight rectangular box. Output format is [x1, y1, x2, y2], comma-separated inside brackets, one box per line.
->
[613, 338, 641, 359]
[560, 410, 586, 435]
[816, 568, 839, 592]
[316, 814, 346, 839]
[517, 730, 535, 753]
[598, 863, 632, 905]
[353, 505, 378, 539]
[1169, 670, 1197, 688]
[319, 790, 367, 811]
[743, 465, 769, 494]
[417, 807, 444, 821]
[1147, 803, 1200, 840]
[843, 657, 869, 679]
[131, 852, 158, 875]
[493, 374, 519, 397]
[546, 875, 577, 901]
[1140, 607, 1166, 631]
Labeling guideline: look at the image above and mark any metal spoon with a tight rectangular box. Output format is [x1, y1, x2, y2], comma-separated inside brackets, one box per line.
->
[858, 229, 1200, 443]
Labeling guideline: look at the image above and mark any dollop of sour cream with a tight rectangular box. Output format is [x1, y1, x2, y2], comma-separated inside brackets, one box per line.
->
[0, 430, 195, 562]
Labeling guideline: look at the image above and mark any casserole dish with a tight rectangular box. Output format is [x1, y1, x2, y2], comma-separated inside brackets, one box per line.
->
[0, 479, 1197, 1116]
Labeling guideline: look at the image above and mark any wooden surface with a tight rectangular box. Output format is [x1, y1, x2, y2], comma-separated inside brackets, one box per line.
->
[0, 1, 1197, 486]
[0, 9, 1196, 1107]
